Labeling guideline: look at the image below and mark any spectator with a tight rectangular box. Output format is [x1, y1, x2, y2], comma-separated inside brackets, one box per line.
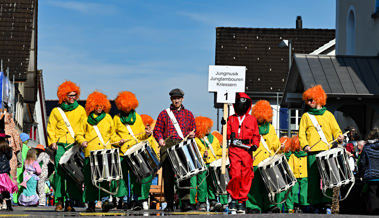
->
[36, 144, 49, 206]
[18, 149, 41, 206]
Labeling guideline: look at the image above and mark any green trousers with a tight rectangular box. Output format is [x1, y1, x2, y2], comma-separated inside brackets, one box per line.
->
[111, 157, 128, 198]
[53, 143, 83, 201]
[307, 153, 332, 205]
[83, 158, 110, 202]
[276, 177, 309, 211]
[136, 175, 152, 201]
[246, 166, 274, 212]
[207, 164, 229, 205]
[190, 170, 207, 204]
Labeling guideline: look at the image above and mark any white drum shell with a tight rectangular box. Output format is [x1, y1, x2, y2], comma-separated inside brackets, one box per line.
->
[258, 154, 297, 195]
[167, 139, 207, 182]
[90, 148, 123, 183]
[316, 148, 355, 190]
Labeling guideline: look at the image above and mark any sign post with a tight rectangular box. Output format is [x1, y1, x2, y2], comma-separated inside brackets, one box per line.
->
[208, 65, 246, 174]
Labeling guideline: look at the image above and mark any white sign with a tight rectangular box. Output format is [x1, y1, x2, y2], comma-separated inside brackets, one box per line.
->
[208, 65, 246, 92]
[208, 65, 246, 103]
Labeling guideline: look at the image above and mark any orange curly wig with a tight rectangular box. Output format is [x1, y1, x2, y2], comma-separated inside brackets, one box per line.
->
[212, 130, 223, 145]
[141, 114, 154, 127]
[302, 85, 327, 106]
[280, 136, 291, 153]
[115, 91, 139, 113]
[291, 135, 301, 152]
[195, 116, 213, 138]
[57, 81, 80, 104]
[85, 91, 111, 115]
[251, 100, 273, 123]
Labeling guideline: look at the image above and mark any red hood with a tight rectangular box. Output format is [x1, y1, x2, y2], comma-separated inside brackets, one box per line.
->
[233, 92, 252, 115]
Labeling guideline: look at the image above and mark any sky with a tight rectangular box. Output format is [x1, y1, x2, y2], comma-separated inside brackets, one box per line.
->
[39, 0, 336, 130]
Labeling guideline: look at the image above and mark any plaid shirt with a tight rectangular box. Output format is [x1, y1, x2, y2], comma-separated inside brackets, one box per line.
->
[153, 104, 196, 141]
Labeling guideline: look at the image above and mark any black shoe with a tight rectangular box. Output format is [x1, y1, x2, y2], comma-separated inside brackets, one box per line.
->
[86, 201, 96, 212]
[247, 208, 260, 214]
[164, 202, 174, 212]
[181, 200, 192, 212]
[229, 200, 237, 211]
[130, 201, 141, 211]
[237, 202, 246, 214]
[64, 200, 75, 212]
[5, 200, 13, 211]
[198, 202, 207, 211]
[102, 201, 114, 212]
[267, 206, 280, 213]
[209, 200, 221, 212]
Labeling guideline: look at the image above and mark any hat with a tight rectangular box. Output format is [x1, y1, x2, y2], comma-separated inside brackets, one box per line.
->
[0, 132, 11, 138]
[169, 88, 184, 97]
[35, 144, 45, 151]
[20, 133, 30, 142]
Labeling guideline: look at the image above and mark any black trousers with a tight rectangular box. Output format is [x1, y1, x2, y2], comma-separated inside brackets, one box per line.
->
[365, 181, 379, 214]
[160, 139, 190, 205]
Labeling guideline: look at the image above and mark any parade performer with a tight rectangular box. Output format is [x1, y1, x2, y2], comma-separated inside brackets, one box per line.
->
[246, 99, 282, 213]
[211, 130, 229, 211]
[47, 81, 87, 211]
[111, 91, 151, 211]
[0, 136, 18, 211]
[190, 116, 218, 211]
[153, 88, 196, 212]
[139, 114, 159, 210]
[76, 91, 115, 212]
[299, 85, 343, 214]
[226, 92, 260, 214]
[286, 135, 309, 213]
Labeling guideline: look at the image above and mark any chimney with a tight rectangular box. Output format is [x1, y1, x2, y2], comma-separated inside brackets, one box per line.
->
[296, 16, 302, 29]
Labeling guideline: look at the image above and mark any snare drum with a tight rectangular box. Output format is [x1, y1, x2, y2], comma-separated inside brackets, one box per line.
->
[90, 148, 123, 183]
[167, 138, 207, 182]
[59, 144, 84, 184]
[209, 158, 230, 195]
[316, 147, 355, 199]
[258, 154, 297, 203]
[124, 140, 160, 182]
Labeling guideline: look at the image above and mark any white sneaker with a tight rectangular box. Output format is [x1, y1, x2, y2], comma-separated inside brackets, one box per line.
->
[1, 202, 6, 210]
[142, 201, 149, 210]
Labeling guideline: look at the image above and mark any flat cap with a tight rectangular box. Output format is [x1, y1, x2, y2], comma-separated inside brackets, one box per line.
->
[169, 88, 184, 97]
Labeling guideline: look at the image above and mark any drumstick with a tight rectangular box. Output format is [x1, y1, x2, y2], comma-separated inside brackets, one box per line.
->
[64, 142, 75, 149]
[110, 138, 137, 146]
[181, 129, 195, 143]
[253, 150, 262, 158]
[309, 131, 349, 150]
[273, 139, 287, 156]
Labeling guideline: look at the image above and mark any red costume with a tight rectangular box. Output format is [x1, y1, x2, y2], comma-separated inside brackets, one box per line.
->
[226, 92, 260, 202]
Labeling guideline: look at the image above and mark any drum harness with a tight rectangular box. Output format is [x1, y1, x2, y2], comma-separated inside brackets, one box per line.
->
[307, 113, 355, 201]
[166, 108, 207, 189]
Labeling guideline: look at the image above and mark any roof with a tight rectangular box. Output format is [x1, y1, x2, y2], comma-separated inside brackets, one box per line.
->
[282, 54, 379, 107]
[0, 0, 35, 81]
[215, 27, 335, 94]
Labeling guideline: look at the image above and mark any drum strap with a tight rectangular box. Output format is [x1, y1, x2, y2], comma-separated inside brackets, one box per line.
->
[307, 113, 329, 145]
[260, 135, 272, 156]
[93, 125, 109, 147]
[126, 124, 139, 143]
[57, 107, 75, 139]
[166, 108, 184, 139]
[237, 115, 246, 136]
[203, 137, 217, 159]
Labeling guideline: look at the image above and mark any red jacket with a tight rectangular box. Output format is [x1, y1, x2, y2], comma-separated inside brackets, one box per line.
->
[227, 92, 260, 148]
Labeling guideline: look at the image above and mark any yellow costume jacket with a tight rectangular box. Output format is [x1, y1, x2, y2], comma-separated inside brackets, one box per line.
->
[298, 110, 342, 152]
[195, 136, 222, 164]
[288, 152, 308, 178]
[76, 113, 115, 157]
[252, 124, 281, 167]
[112, 112, 149, 156]
[47, 105, 87, 146]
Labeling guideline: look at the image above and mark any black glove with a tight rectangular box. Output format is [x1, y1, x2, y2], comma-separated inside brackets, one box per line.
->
[221, 117, 226, 125]
[249, 145, 258, 152]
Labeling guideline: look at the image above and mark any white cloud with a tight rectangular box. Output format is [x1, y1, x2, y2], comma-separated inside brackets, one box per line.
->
[47, 0, 117, 15]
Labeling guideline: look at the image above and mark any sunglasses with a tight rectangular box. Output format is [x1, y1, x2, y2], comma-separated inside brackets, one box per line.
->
[307, 99, 313, 102]
[67, 94, 77, 98]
